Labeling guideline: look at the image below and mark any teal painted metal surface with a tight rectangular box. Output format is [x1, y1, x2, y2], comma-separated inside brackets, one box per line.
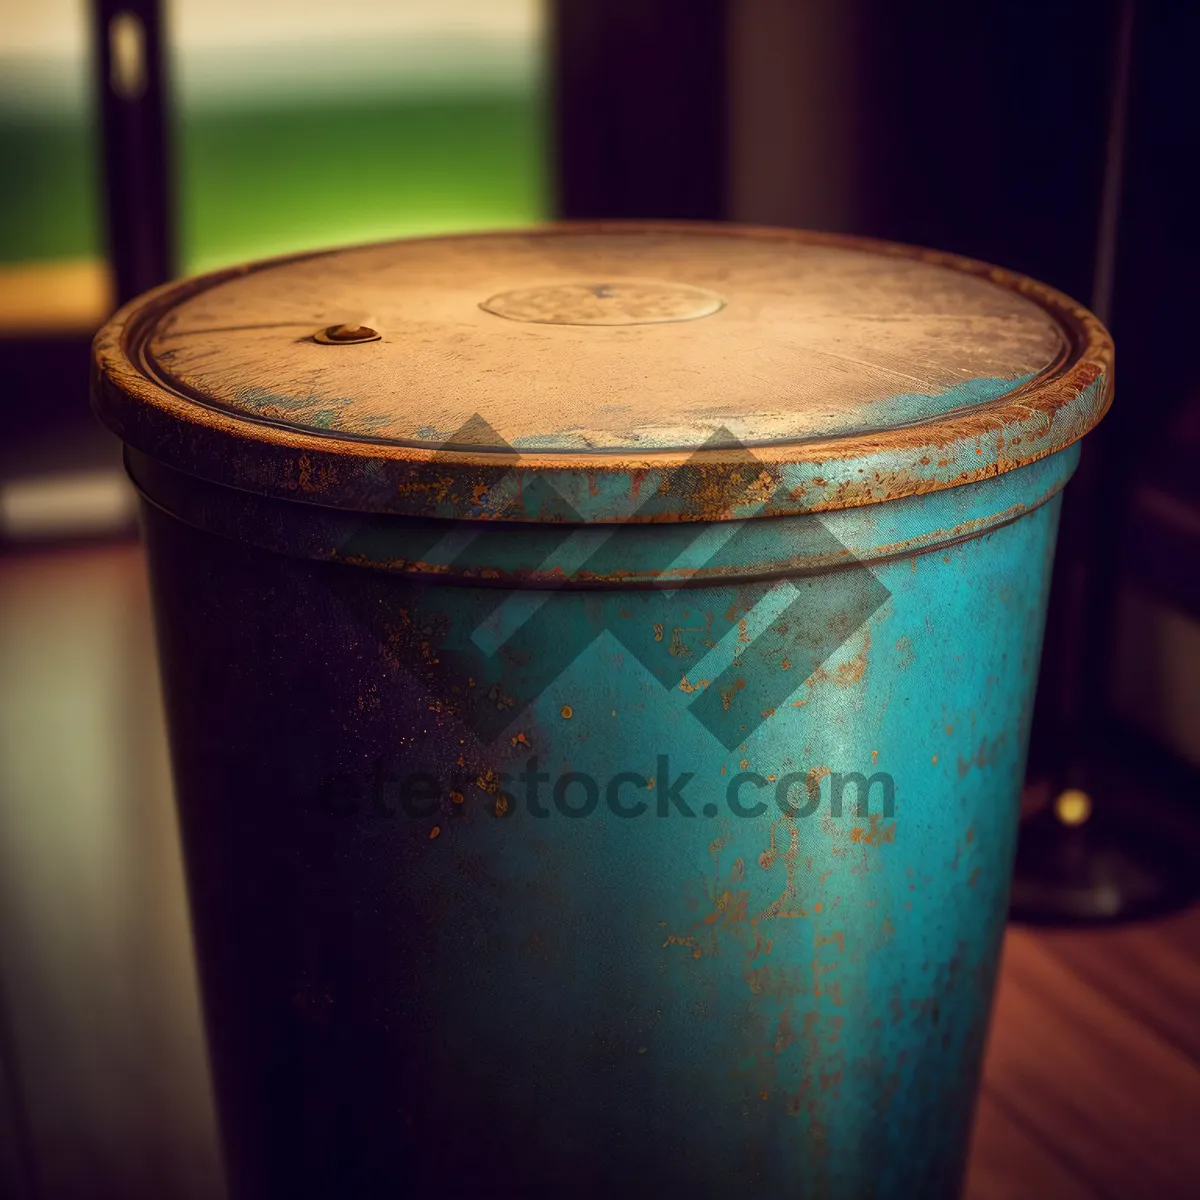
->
[361, 472, 1059, 1196]
[127, 446, 1073, 1197]
[93, 225, 1112, 1197]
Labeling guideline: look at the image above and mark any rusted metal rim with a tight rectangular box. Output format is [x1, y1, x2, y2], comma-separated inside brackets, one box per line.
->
[125, 443, 1079, 585]
[92, 222, 1112, 524]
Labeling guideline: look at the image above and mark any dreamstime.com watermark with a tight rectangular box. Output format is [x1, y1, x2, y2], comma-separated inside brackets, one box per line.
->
[316, 756, 896, 823]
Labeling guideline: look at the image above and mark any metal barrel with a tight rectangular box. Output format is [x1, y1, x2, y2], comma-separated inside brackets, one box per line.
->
[93, 225, 1112, 1198]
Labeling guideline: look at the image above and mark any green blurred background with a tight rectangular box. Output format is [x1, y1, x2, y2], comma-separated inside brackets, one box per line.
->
[0, 0, 547, 274]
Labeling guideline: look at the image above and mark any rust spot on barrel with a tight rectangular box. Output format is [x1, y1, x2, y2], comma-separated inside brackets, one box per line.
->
[849, 819, 897, 846]
[957, 734, 1007, 778]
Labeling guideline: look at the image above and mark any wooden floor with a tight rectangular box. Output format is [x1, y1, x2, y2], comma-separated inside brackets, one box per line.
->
[966, 914, 1200, 1199]
[1, 541, 1197, 1199]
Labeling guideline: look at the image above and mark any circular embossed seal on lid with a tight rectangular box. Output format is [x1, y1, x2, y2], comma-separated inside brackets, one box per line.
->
[92, 223, 1111, 522]
[479, 279, 725, 325]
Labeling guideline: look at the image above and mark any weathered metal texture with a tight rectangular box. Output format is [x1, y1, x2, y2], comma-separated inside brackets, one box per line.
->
[93, 224, 1111, 523]
[135, 465, 1065, 1198]
[127, 443, 1076, 585]
[91, 224, 1112, 1198]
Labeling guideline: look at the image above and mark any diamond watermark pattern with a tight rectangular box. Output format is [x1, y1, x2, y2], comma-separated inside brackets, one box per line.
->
[327, 418, 890, 751]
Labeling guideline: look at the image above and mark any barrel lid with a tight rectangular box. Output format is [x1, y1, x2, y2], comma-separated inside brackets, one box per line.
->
[92, 223, 1112, 523]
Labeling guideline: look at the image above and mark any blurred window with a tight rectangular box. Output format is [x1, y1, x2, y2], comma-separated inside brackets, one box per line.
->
[169, 0, 548, 272]
[0, 0, 546, 327]
[0, 1, 107, 331]
[0, 0, 101, 266]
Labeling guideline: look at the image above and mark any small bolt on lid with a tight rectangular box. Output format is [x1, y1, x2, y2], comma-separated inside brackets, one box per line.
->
[312, 323, 381, 345]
